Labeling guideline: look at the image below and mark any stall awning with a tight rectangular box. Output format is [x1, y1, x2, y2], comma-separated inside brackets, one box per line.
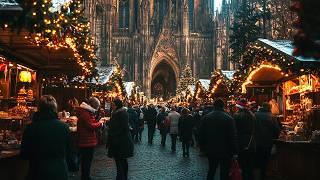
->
[0, 30, 82, 75]
[259, 39, 318, 62]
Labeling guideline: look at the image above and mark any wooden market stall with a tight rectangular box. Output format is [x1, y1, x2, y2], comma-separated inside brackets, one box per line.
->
[207, 70, 232, 101]
[193, 79, 210, 104]
[90, 64, 126, 109]
[124, 81, 146, 105]
[233, 39, 320, 180]
[0, 0, 98, 179]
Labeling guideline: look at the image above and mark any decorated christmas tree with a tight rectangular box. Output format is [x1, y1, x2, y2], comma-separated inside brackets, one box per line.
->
[176, 64, 195, 95]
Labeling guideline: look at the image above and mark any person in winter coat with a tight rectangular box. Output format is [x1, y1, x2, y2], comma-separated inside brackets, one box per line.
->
[127, 104, 139, 142]
[156, 107, 169, 147]
[77, 97, 104, 180]
[167, 107, 181, 152]
[192, 108, 202, 147]
[107, 99, 134, 180]
[234, 99, 257, 180]
[178, 108, 194, 157]
[145, 105, 158, 144]
[134, 106, 144, 142]
[21, 95, 72, 180]
[199, 99, 238, 180]
[255, 103, 280, 180]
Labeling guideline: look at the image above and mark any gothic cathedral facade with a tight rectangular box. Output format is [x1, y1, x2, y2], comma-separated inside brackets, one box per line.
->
[85, 0, 232, 97]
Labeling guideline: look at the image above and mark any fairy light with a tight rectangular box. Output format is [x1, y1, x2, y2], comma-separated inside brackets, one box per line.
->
[241, 64, 282, 93]
[210, 79, 223, 95]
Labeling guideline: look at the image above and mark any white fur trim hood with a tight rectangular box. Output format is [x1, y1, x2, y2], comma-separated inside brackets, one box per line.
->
[80, 102, 97, 113]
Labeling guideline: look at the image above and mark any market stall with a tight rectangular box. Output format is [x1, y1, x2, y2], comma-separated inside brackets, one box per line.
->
[90, 63, 126, 109]
[193, 79, 210, 104]
[233, 38, 320, 180]
[0, 0, 98, 178]
[0, 55, 38, 156]
[207, 70, 232, 101]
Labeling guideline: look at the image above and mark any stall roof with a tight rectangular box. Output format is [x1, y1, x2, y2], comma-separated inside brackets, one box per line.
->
[0, 0, 22, 11]
[187, 85, 195, 93]
[91, 66, 115, 84]
[221, 70, 235, 80]
[258, 39, 317, 62]
[199, 79, 210, 90]
[124, 82, 135, 97]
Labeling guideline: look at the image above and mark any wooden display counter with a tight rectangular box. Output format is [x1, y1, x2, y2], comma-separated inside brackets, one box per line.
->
[271, 140, 320, 180]
[0, 150, 28, 180]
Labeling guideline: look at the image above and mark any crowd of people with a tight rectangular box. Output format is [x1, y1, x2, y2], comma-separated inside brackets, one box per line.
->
[20, 95, 281, 180]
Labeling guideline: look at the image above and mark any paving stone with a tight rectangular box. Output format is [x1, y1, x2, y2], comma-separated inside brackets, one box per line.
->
[70, 126, 216, 180]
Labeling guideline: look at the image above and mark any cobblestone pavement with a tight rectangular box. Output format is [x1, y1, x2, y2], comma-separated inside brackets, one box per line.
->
[71, 126, 212, 180]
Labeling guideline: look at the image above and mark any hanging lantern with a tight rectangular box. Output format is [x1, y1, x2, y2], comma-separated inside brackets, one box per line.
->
[19, 71, 32, 83]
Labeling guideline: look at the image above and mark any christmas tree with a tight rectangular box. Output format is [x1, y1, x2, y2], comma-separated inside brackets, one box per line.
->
[176, 64, 195, 95]
[229, 1, 261, 63]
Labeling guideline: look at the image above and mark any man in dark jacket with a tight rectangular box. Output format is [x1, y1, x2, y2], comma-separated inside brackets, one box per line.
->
[77, 97, 104, 180]
[134, 106, 144, 142]
[21, 95, 72, 180]
[199, 99, 238, 180]
[255, 103, 280, 180]
[127, 104, 139, 142]
[192, 108, 202, 147]
[178, 108, 194, 157]
[234, 99, 257, 180]
[107, 99, 134, 180]
[156, 107, 168, 147]
[145, 104, 158, 144]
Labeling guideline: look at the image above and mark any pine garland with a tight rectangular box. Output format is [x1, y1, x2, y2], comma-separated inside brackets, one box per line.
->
[1, 0, 97, 76]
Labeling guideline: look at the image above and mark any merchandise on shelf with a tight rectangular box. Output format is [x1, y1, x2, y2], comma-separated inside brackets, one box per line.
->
[27, 89, 34, 101]
[17, 87, 27, 104]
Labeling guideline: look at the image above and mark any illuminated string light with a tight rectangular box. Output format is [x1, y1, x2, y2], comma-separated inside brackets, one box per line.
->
[27, 0, 97, 76]
[241, 64, 282, 93]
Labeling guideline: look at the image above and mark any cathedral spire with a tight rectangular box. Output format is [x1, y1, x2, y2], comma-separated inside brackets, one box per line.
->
[182, 0, 189, 36]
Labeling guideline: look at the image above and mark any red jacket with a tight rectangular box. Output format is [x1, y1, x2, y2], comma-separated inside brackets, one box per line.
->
[76, 103, 102, 147]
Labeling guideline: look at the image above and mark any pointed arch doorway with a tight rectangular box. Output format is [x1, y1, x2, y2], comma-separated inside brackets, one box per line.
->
[150, 60, 178, 99]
